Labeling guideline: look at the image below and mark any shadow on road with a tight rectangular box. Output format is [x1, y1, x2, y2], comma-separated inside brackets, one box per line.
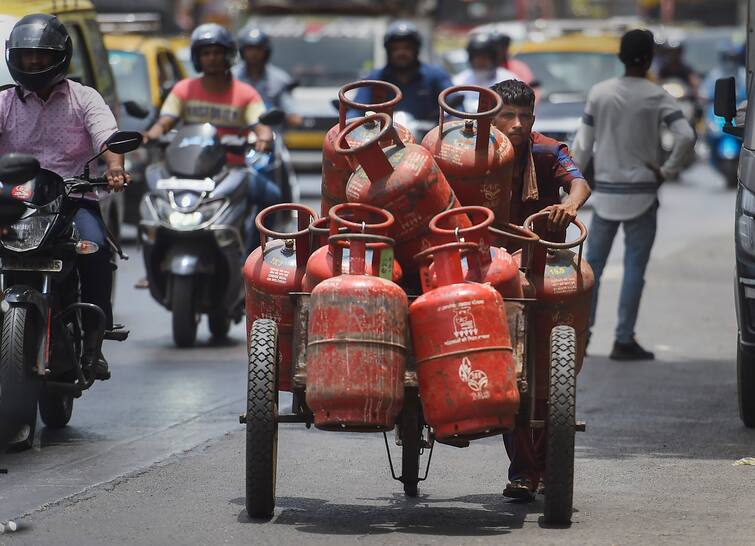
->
[233, 493, 575, 536]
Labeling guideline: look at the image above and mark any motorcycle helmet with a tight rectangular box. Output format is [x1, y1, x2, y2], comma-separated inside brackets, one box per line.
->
[466, 33, 498, 63]
[383, 20, 422, 50]
[238, 25, 271, 61]
[190, 23, 237, 74]
[5, 14, 72, 92]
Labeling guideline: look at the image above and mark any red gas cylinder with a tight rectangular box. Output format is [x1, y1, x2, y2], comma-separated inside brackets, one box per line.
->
[302, 202, 403, 291]
[244, 203, 317, 392]
[524, 211, 594, 400]
[421, 86, 515, 227]
[429, 206, 532, 298]
[307, 232, 408, 431]
[338, 112, 471, 274]
[410, 241, 519, 440]
[321, 80, 415, 217]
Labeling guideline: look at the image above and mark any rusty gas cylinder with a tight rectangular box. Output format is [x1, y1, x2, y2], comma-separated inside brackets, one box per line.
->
[409, 241, 519, 440]
[306, 232, 408, 431]
[429, 205, 533, 298]
[244, 203, 317, 392]
[320, 80, 415, 216]
[524, 211, 594, 400]
[338, 112, 470, 275]
[421, 86, 515, 227]
[302, 202, 402, 291]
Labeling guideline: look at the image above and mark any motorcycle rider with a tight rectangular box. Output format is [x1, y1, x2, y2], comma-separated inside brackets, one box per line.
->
[489, 79, 591, 500]
[656, 39, 700, 99]
[492, 31, 535, 85]
[143, 23, 280, 252]
[233, 24, 302, 128]
[453, 33, 517, 113]
[0, 14, 130, 380]
[350, 21, 454, 122]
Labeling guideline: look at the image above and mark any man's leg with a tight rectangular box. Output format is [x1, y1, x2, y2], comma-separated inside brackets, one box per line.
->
[614, 201, 658, 346]
[585, 212, 620, 331]
[73, 207, 113, 379]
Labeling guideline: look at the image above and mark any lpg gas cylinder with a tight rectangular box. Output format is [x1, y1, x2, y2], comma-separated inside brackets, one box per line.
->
[524, 211, 594, 400]
[302, 202, 403, 291]
[244, 204, 317, 392]
[421, 86, 515, 227]
[429, 206, 531, 298]
[409, 241, 519, 440]
[307, 233, 408, 431]
[338, 113, 471, 275]
[321, 80, 415, 216]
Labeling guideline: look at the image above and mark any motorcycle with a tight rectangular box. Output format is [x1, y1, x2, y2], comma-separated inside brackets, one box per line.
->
[0, 131, 142, 450]
[138, 110, 284, 348]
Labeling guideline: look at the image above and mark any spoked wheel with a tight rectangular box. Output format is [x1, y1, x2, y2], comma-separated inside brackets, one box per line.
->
[400, 386, 422, 497]
[544, 325, 577, 525]
[245, 319, 279, 518]
[171, 275, 199, 348]
[737, 338, 755, 428]
[208, 308, 231, 340]
[0, 307, 40, 450]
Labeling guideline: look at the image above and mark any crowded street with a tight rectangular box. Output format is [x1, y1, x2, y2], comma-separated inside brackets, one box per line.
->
[0, 162, 748, 544]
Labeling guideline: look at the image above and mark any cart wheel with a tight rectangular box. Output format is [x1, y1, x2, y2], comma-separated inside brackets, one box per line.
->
[245, 319, 279, 518]
[544, 325, 577, 525]
[400, 387, 422, 497]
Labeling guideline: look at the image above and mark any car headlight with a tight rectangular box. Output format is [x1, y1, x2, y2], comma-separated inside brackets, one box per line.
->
[737, 185, 755, 258]
[2, 214, 56, 252]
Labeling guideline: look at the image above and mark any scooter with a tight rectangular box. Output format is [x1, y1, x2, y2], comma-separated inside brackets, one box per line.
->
[138, 111, 284, 347]
[0, 132, 141, 450]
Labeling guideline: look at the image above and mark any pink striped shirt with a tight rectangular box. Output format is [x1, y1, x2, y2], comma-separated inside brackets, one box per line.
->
[0, 79, 117, 178]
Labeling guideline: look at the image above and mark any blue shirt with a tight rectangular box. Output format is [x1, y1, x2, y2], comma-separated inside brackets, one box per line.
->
[350, 62, 453, 122]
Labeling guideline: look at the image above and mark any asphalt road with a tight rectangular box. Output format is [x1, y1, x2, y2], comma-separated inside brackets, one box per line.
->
[1, 162, 752, 545]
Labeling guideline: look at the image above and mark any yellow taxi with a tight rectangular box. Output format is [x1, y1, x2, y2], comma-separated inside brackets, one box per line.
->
[511, 34, 623, 144]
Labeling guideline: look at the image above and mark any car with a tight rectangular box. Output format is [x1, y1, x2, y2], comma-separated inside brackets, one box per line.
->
[104, 33, 187, 224]
[244, 14, 392, 170]
[511, 34, 623, 146]
[0, 0, 125, 246]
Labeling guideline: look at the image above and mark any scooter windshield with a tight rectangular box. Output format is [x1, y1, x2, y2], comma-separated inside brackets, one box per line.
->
[165, 124, 226, 179]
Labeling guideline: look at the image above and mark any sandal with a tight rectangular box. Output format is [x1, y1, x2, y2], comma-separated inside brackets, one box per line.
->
[503, 478, 535, 500]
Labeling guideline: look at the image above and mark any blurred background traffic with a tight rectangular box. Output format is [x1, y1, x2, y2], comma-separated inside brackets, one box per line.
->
[0, 0, 747, 235]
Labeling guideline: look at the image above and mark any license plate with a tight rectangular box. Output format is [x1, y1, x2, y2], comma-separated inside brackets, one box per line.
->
[156, 178, 215, 192]
[1, 257, 63, 272]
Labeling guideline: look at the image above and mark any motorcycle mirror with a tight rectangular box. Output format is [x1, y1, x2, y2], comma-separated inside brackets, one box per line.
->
[123, 100, 151, 120]
[714, 77, 737, 120]
[331, 98, 340, 112]
[0, 153, 40, 186]
[286, 79, 300, 92]
[446, 93, 464, 109]
[258, 109, 285, 126]
[105, 131, 143, 154]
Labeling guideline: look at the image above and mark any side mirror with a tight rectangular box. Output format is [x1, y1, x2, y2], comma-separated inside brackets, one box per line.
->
[714, 77, 737, 120]
[330, 98, 340, 112]
[446, 93, 464, 109]
[258, 108, 285, 126]
[286, 79, 300, 93]
[105, 130, 143, 154]
[123, 100, 151, 120]
[0, 153, 40, 185]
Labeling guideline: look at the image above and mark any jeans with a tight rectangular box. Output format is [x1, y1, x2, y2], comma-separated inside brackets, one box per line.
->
[73, 207, 113, 348]
[586, 201, 658, 344]
[245, 168, 282, 253]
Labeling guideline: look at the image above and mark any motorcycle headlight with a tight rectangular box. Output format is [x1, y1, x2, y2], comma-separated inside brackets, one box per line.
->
[167, 199, 226, 230]
[1, 213, 56, 252]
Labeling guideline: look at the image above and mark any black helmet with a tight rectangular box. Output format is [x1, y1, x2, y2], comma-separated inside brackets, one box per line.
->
[466, 33, 498, 62]
[384, 20, 421, 50]
[237, 25, 270, 61]
[5, 14, 72, 92]
[190, 23, 236, 73]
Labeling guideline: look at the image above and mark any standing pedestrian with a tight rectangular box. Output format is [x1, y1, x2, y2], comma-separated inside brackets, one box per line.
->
[572, 29, 695, 360]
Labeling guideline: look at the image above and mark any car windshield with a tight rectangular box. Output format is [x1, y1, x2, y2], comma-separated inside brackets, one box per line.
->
[108, 49, 151, 107]
[515, 51, 623, 100]
[259, 17, 379, 87]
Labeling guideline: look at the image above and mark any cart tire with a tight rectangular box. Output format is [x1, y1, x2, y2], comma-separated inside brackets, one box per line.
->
[245, 319, 279, 518]
[400, 387, 422, 497]
[544, 325, 577, 525]
[737, 339, 755, 428]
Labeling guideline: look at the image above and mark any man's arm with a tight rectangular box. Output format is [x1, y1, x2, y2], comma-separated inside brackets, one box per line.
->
[656, 94, 695, 182]
[542, 143, 591, 230]
[571, 90, 596, 172]
[81, 87, 130, 191]
[144, 115, 177, 143]
[144, 86, 183, 142]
